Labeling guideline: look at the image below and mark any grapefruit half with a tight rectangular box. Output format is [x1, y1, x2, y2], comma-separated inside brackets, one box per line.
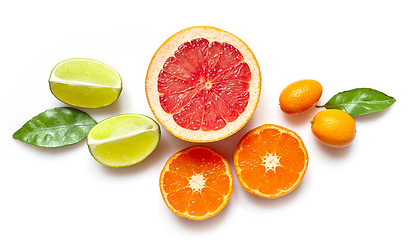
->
[146, 26, 261, 142]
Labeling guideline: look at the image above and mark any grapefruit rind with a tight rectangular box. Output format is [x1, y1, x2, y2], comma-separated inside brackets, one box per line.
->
[146, 26, 261, 142]
[234, 124, 308, 199]
[159, 145, 234, 221]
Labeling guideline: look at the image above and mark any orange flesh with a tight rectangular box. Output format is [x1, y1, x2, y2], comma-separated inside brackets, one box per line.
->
[234, 125, 308, 198]
[160, 146, 233, 220]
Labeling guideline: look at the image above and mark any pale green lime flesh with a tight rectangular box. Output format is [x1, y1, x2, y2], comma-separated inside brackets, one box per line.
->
[51, 83, 119, 108]
[53, 58, 120, 86]
[89, 114, 155, 140]
[49, 58, 122, 108]
[92, 131, 159, 167]
[87, 114, 160, 168]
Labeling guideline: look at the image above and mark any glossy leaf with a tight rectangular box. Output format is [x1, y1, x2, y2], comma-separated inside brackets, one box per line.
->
[13, 107, 97, 148]
[317, 88, 396, 116]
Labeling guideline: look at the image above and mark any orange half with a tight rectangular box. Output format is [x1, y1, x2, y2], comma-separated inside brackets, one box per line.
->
[159, 145, 234, 220]
[234, 124, 308, 198]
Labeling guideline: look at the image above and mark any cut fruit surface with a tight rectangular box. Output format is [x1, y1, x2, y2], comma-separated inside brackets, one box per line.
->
[146, 26, 261, 142]
[87, 114, 160, 168]
[234, 124, 308, 198]
[49, 58, 122, 108]
[159, 145, 234, 221]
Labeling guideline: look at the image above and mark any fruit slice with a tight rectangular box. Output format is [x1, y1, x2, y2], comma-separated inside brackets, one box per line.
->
[49, 58, 122, 108]
[159, 145, 234, 221]
[87, 114, 160, 168]
[146, 26, 261, 142]
[234, 124, 308, 198]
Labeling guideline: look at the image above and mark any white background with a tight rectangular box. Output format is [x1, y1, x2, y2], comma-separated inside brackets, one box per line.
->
[1, 0, 408, 239]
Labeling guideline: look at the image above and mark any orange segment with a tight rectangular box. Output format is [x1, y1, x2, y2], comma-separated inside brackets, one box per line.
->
[202, 156, 228, 178]
[159, 145, 234, 221]
[236, 150, 263, 170]
[259, 127, 281, 152]
[241, 133, 268, 157]
[166, 188, 192, 213]
[240, 166, 266, 190]
[206, 174, 233, 195]
[188, 192, 207, 217]
[168, 153, 193, 177]
[234, 124, 308, 199]
[161, 171, 189, 193]
[202, 188, 224, 212]
[258, 170, 280, 196]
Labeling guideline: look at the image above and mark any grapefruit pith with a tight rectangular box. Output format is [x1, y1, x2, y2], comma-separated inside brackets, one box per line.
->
[146, 26, 261, 142]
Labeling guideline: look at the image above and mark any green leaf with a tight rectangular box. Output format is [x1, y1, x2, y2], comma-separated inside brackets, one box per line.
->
[13, 107, 97, 148]
[317, 88, 396, 116]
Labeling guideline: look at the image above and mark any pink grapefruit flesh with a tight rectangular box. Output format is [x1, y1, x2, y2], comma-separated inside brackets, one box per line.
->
[146, 26, 261, 142]
[158, 38, 251, 131]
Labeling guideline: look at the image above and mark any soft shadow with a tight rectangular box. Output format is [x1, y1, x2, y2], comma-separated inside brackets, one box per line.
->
[353, 106, 393, 123]
[311, 136, 353, 159]
[174, 196, 233, 229]
[282, 108, 319, 125]
[85, 95, 125, 117]
[13, 137, 86, 156]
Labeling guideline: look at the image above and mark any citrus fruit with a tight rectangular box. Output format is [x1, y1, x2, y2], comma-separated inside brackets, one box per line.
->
[87, 114, 160, 167]
[311, 109, 356, 148]
[234, 124, 308, 198]
[279, 79, 322, 114]
[145, 26, 261, 142]
[159, 145, 234, 221]
[49, 58, 122, 108]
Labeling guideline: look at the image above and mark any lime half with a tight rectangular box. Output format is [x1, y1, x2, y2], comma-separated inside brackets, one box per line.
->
[49, 58, 122, 108]
[87, 114, 160, 168]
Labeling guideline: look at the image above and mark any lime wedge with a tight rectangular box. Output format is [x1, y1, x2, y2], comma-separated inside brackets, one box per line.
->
[87, 114, 160, 168]
[49, 58, 122, 108]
